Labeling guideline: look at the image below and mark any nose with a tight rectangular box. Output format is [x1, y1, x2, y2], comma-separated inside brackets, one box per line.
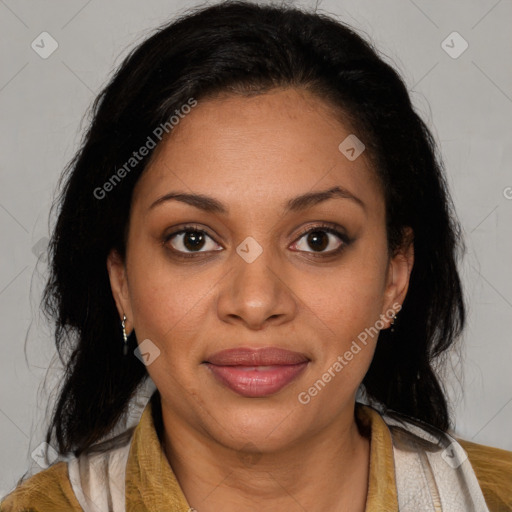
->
[216, 244, 297, 330]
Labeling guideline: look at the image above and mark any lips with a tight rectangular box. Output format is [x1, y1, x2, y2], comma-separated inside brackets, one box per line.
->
[203, 347, 309, 398]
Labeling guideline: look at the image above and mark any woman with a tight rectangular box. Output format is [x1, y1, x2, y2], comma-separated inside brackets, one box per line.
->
[2, 1, 511, 511]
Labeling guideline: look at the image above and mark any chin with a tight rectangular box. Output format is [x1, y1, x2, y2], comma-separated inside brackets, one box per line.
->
[201, 399, 313, 452]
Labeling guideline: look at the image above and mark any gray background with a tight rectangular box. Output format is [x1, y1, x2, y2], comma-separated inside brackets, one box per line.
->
[1, 0, 511, 498]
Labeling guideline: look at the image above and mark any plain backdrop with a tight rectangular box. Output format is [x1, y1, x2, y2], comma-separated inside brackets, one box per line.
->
[1, 0, 511, 498]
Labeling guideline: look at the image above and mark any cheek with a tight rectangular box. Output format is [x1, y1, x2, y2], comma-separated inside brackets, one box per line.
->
[296, 275, 385, 412]
[126, 251, 213, 357]
[305, 249, 388, 334]
[127, 267, 211, 402]
[297, 243, 389, 385]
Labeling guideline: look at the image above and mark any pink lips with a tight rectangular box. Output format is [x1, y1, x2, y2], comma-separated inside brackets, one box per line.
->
[204, 347, 309, 398]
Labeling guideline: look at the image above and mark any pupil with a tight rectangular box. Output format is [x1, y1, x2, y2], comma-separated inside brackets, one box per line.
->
[308, 231, 328, 251]
[184, 231, 205, 251]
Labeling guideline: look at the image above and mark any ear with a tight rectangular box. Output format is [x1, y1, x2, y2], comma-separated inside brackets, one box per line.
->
[106, 249, 134, 333]
[382, 227, 414, 327]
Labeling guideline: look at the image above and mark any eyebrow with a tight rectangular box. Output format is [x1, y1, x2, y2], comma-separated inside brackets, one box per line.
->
[148, 185, 365, 214]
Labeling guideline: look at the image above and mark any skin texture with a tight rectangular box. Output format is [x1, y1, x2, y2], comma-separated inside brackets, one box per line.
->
[108, 88, 414, 511]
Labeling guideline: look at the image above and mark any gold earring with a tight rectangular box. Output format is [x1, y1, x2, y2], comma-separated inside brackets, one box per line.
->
[122, 315, 129, 355]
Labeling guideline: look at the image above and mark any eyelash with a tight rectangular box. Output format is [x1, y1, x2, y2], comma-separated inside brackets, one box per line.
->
[163, 222, 351, 260]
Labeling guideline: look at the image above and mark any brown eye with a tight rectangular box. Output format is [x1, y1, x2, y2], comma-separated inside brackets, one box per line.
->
[182, 231, 206, 251]
[304, 230, 329, 252]
[291, 225, 349, 254]
[165, 228, 223, 255]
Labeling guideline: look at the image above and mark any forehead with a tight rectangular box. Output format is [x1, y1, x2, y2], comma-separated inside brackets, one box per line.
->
[132, 88, 383, 214]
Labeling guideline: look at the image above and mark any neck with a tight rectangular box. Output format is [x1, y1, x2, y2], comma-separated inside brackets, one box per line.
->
[157, 398, 370, 512]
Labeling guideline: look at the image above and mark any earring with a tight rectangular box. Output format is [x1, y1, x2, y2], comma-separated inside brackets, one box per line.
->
[390, 313, 397, 333]
[121, 315, 129, 355]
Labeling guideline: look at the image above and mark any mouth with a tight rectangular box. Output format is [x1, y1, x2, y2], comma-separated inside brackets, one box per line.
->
[203, 347, 310, 398]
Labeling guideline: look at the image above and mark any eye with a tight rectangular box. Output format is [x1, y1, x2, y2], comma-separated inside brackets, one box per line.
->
[290, 224, 349, 255]
[164, 225, 223, 257]
[163, 223, 350, 259]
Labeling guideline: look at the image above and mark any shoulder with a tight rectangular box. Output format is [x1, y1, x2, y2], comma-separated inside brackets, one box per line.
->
[458, 438, 512, 512]
[0, 461, 82, 512]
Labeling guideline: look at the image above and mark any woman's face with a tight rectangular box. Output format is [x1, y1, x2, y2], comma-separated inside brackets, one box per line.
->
[108, 88, 413, 453]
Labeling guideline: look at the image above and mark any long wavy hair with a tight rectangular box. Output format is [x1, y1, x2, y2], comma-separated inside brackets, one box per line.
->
[42, 0, 465, 457]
